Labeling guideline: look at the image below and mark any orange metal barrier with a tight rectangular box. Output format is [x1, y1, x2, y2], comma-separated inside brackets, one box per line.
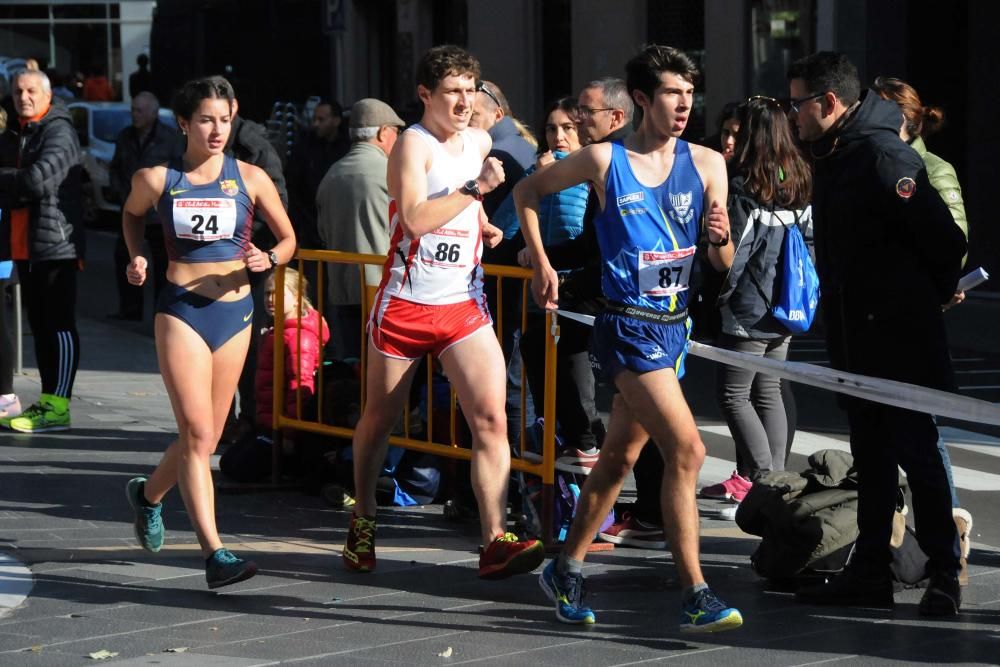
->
[272, 249, 561, 543]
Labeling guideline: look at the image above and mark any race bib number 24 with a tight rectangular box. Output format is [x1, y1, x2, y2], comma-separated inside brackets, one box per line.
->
[637, 246, 695, 296]
[173, 199, 237, 241]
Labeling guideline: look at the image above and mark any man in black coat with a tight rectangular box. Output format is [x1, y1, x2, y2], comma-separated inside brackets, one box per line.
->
[223, 91, 289, 440]
[788, 52, 966, 616]
[108, 91, 182, 320]
[0, 70, 83, 432]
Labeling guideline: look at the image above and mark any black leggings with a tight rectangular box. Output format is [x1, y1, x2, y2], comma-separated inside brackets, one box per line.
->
[0, 277, 14, 394]
[17, 260, 79, 398]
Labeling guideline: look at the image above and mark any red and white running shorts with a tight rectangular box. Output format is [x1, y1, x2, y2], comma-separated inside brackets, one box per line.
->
[370, 297, 492, 360]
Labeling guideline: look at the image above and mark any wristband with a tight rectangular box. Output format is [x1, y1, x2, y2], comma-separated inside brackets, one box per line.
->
[709, 232, 730, 248]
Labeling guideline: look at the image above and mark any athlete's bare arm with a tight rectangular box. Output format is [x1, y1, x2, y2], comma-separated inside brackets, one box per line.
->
[514, 142, 613, 310]
[238, 161, 297, 272]
[123, 166, 167, 285]
[690, 145, 734, 272]
[388, 126, 504, 239]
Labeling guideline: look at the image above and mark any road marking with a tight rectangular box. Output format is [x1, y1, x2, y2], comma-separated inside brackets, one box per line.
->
[699, 425, 1000, 492]
[0, 552, 32, 619]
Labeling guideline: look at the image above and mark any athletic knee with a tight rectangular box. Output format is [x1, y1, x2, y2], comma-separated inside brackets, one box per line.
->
[468, 406, 507, 441]
[181, 424, 220, 457]
[595, 448, 635, 480]
[663, 436, 705, 474]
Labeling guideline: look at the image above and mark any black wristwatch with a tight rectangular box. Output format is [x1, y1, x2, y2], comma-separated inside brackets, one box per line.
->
[268, 250, 279, 268]
[709, 232, 730, 248]
[460, 179, 482, 198]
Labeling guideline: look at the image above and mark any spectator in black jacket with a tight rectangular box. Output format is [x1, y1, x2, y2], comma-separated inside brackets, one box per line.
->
[0, 70, 83, 432]
[788, 52, 966, 616]
[108, 91, 182, 320]
[286, 99, 348, 251]
[222, 86, 290, 442]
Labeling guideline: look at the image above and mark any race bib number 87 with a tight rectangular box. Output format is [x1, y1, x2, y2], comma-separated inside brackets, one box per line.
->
[637, 246, 696, 296]
[173, 199, 237, 241]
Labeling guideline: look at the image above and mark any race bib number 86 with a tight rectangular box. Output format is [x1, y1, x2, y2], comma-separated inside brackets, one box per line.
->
[637, 246, 695, 296]
[173, 199, 237, 241]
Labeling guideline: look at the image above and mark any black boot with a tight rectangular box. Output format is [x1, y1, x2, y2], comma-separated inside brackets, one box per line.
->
[796, 567, 894, 609]
[918, 571, 961, 616]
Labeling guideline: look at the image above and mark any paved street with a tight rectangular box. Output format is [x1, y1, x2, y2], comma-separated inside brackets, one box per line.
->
[1, 230, 999, 665]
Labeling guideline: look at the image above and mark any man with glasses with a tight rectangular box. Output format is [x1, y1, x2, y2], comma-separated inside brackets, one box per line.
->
[316, 98, 405, 360]
[787, 52, 966, 616]
[577, 77, 633, 146]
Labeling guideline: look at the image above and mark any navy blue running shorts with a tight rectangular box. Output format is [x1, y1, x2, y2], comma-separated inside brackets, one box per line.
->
[592, 311, 691, 383]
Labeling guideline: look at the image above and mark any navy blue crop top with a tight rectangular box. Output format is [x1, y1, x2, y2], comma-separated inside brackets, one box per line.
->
[156, 154, 255, 262]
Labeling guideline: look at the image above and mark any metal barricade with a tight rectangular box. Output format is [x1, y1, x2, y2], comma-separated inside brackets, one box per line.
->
[272, 249, 561, 544]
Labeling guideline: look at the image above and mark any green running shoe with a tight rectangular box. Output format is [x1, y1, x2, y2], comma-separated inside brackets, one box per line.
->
[126, 476, 164, 552]
[206, 548, 258, 589]
[9, 394, 70, 433]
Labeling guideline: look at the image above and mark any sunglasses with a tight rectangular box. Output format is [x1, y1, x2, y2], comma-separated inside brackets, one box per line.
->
[476, 81, 501, 109]
[787, 92, 825, 114]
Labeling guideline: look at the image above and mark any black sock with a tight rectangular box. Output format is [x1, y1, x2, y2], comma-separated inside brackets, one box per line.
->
[138, 481, 158, 508]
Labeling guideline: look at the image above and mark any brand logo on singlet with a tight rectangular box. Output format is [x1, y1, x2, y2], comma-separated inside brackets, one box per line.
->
[668, 191, 694, 224]
[169, 188, 189, 196]
[616, 191, 645, 206]
[220, 179, 239, 197]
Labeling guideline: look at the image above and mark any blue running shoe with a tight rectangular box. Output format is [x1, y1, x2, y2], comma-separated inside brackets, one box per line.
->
[206, 548, 258, 590]
[538, 559, 596, 624]
[680, 587, 743, 633]
[125, 476, 164, 552]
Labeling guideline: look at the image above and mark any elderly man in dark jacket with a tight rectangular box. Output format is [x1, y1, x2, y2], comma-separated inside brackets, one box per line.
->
[788, 52, 966, 616]
[108, 91, 181, 320]
[0, 69, 83, 433]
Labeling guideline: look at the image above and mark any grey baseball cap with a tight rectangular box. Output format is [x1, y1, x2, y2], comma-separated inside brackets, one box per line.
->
[349, 98, 405, 129]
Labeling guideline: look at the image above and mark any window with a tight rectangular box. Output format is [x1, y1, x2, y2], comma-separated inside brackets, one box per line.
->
[751, 0, 815, 98]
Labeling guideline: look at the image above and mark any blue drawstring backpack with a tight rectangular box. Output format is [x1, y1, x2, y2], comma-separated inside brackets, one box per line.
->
[770, 212, 820, 333]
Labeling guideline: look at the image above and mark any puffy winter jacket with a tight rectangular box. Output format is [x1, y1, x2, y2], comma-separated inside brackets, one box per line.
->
[0, 100, 83, 262]
[910, 135, 968, 266]
[255, 308, 330, 428]
[491, 151, 589, 243]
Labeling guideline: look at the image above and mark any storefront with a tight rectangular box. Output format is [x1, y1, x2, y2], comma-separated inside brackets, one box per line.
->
[0, 0, 154, 99]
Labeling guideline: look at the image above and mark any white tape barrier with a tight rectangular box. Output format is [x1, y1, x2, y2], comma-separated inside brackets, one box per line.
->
[555, 309, 1000, 427]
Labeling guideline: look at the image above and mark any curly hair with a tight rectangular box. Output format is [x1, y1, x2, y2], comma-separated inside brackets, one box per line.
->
[416, 45, 480, 92]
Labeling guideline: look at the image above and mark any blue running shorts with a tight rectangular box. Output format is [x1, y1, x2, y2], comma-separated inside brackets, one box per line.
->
[592, 311, 691, 382]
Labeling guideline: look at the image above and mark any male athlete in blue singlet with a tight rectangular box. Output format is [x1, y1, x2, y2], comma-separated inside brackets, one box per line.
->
[515, 45, 741, 632]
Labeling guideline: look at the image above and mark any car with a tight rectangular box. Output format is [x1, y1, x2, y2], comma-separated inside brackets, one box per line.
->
[0, 56, 27, 87]
[67, 101, 177, 224]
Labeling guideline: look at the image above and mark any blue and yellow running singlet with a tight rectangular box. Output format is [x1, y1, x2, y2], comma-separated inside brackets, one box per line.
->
[593, 140, 704, 313]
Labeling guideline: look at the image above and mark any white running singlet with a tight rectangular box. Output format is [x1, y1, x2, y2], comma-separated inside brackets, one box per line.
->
[374, 124, 485, 308]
